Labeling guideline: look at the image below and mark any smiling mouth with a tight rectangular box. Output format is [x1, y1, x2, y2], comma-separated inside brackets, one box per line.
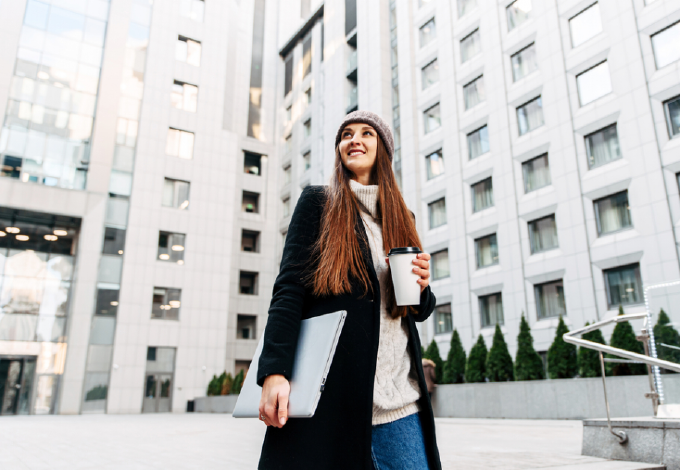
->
[348, 150, 365, 157]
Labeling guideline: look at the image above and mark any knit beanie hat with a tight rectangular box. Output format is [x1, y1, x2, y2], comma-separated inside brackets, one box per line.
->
[334, 110, 395, 161]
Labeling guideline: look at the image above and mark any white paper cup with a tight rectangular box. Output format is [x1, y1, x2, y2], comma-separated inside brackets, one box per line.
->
[388, 247, 422, 306]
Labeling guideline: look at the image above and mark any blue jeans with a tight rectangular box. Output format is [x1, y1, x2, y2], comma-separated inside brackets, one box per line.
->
[371, 412, 431, 470]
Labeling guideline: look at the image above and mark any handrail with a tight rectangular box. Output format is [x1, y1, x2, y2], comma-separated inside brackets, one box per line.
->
[563, 312, 680, 373]
[563, 312, 680, 444]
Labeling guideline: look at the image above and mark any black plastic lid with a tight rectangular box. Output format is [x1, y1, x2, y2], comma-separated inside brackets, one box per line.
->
[388, 247, 422, 255]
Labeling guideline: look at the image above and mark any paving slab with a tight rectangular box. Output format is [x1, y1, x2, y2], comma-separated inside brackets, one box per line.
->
[0, 414, 664, 469]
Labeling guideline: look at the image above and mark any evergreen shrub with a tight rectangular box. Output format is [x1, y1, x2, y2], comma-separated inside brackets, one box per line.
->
[486, 324, 514, 382]
[465, 334, 488, 383]
[578, 322, 606, 378]
[514, 314, 545, 381]
[424, 339, 444, 384]
[547, 316, 578, 379]
[654, 309, 680, 367]
[443, 329, 466, 384]
[607, 306, 646, 376]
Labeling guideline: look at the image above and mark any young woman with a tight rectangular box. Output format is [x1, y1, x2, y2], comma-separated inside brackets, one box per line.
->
[257, 111, 442, 470]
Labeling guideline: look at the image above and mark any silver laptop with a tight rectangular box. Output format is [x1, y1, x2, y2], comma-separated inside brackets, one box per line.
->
[232, 310, 347, 418]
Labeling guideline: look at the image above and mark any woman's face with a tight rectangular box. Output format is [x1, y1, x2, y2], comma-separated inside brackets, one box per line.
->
[338, 123, 378, 181]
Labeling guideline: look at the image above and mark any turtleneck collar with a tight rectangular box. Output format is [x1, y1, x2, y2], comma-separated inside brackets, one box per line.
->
[349, 179, 379, 219]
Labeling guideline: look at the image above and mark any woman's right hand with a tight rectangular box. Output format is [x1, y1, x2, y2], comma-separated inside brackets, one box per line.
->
[259, 374, 290, 428]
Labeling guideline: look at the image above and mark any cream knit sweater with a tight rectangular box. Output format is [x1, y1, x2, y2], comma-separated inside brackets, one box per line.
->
[349, 179, 422, 425]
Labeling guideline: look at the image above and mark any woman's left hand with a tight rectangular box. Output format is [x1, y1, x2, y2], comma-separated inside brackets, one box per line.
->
[385, 252, 431, 294]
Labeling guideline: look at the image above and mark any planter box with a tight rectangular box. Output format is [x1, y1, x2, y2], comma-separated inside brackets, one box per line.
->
[193, 395, 239, 413]
[432, 374, 680, 420]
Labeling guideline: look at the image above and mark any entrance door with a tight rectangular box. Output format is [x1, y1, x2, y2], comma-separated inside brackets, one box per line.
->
[142, 373, 173, 413]
[0, 357, 36, 415]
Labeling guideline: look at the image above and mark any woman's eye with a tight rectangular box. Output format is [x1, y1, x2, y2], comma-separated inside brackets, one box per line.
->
[364, 131, 373, 136]
[342, 132, 352, 138]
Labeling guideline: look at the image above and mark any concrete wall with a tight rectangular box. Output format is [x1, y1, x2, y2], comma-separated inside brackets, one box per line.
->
[433, 375, 680, 420]
[193, 395, 239, 413]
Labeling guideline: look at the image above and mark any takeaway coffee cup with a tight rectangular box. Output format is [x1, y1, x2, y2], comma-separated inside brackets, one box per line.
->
[388, 247, 422, 306]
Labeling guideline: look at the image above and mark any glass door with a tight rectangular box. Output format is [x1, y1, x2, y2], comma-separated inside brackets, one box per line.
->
[0, 357, 36, 415]
[141, 373, 173, 413]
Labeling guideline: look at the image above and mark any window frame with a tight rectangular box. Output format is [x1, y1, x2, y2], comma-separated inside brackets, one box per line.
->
[510, 43, 537, 82]
[522, 153, 551, 193]
[428, 197, 447, 229]
[151, 286, 181, 320]
[479, 292, 504, 328]
[568, 2, 602, 48]
[474, 233, 499, 269]
[471, 177, 494, 213]
[594, 190, 632, 236]
[664, 95, 680, 138]
[585, 123, 621, 169]
[534, 279, 566, 320]
[603, 263, 643, 309]
[460, 28, 481, 63]
[434, 303, 453, 334]
[528, 214, 558, 254]
[431, 249, 450, 280]
[425, 149, 444, 180]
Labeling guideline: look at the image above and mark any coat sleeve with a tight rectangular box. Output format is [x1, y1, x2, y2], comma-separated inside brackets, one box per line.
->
[257, 187, 324, 387]
[409, 210, 437, 323]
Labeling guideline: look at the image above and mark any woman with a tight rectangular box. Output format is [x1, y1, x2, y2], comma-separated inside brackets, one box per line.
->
[257, 110, 442, 470]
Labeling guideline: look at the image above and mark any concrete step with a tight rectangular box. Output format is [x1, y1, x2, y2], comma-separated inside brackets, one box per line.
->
[541, 461, 664, 470]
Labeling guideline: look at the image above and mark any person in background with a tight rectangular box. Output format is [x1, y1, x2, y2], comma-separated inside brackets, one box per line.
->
[422, 358, 436, 400]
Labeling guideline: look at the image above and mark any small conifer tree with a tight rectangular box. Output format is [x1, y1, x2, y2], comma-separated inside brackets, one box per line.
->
[486, 324, 514, 382]
[547, 316, 578, 379]
[607, 306, 646, 376]
[465, 334, 488, 383]
[220, 372, 234, 395]
[443, 330, 467, 384]
[231, 369, 245, 394]
[654, 309, 680, 367]
[578, 322, 607, 378]
[207, 374, 220, 396]
[514, 314, 545, 381]
[425, 339, 444, 384]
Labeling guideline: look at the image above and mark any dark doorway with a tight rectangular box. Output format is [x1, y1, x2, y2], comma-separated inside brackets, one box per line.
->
[0, 357, 36, 415]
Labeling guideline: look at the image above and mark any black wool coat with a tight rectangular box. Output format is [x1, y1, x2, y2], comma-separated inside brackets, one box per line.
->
[257, 186, 442, 470]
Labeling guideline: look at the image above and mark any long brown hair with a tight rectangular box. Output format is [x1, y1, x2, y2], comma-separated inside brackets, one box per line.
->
[304, 135, 423, 318]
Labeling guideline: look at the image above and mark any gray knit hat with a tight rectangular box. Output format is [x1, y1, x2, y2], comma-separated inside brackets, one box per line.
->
[334, 110, 394, 161]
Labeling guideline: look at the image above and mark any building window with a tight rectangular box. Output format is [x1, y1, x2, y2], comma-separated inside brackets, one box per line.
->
[511, 43, 537, 82]
[95, 288, 119, 316]
[457, 0, 477, 18]
[151, 287, 181, 320]
[282, 197, 291, 217]
[434, 304, 453, 334]
[528, 215, 558, 254]
[585, 124, 621, 169]
[285, 135, 293, 154]
[419, 18, 436, 48]
[302, 35, 312, 78]
[480, 293, 503, 328]
[157, 232, 185, 264]
[421, 59, 439, 90]
[577, 61, 612, 106]
[604, 264, 642, 308]
[428, 198, 447, 229]
[517, 96, 544, 136]
[241, 230, 260, 252]
[242, 191, 260, 214]
[305, 87, 313, 104]
[664, 95, 680, 138]
[166, 128, 194, 159]
[283, 165, 292, 185]
[302, 151, 311, 171]
[475, 233, 499, 268]
[569, 3, 602, 48]
[171, 80, 198, 112]
[652, 21, 680, 69]
[423, 103, 441, 134]
[103, 227, 126, 256]
[239, 271, 258, 295]
[535, 280, 565, 319]
[162, 178, 190, 210]
[244, 152, 263, 175]
[522, 154, 551, 193]
[237, 315, 257, 339]
[463, 75, 485, 110]
[176, 36, 201, 66]
[285, 106, 292, 123]
[461, 29, 481, 63]
[594, 191, 632, 236]
[180, 0, 205, 21]
[304, 119, 312, 139]
[467, 125, 490, 160]
[431, 249, 450, 280]
[425, 149, 444, 180]
[507, 0, 532, 31]
[472, 177, 493, 213]
[284, 55, 293, 97]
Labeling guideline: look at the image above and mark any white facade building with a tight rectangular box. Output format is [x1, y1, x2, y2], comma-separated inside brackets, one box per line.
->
[0, 0, 282, 414]
[275, 0, 680, 364]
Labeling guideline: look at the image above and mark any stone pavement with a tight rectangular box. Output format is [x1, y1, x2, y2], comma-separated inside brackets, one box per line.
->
[0, 414, 664, 469]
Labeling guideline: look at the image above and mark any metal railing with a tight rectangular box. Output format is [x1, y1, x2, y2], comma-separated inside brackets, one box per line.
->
[563, 312, 680, 444]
